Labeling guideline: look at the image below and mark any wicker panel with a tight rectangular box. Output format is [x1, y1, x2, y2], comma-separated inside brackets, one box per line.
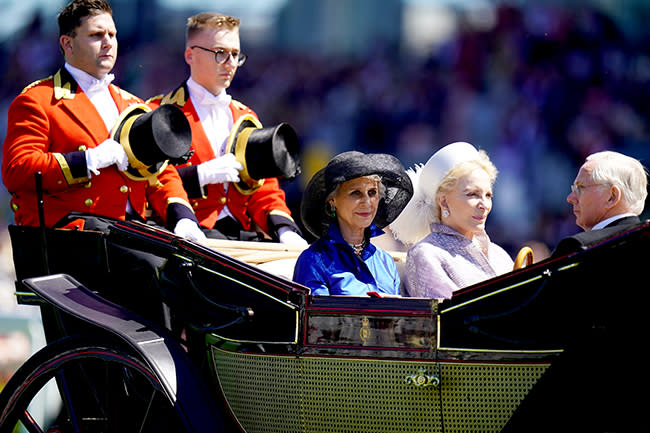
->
[299, 358, 440, 433]
[211, 347, 548, 433]
[211, 350, 304, 433]
[439, 363, 547, 432]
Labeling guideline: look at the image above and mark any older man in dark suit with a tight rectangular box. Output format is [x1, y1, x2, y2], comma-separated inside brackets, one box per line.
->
[552, 150, 647, 257]
[503, 150, 649, 432]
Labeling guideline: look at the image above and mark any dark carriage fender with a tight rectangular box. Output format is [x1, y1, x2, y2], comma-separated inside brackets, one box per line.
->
[21, 273, 233, 433]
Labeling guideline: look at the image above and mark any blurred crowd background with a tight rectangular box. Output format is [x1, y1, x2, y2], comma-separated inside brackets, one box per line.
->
[2, 0, 650, 303]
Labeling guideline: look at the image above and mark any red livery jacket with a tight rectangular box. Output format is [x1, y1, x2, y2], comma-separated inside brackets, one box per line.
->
[2, 67, 196, 228]
[148, 82, 300, 239]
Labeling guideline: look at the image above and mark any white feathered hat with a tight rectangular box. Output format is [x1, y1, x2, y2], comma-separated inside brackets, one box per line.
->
[389, 142, 481, 246]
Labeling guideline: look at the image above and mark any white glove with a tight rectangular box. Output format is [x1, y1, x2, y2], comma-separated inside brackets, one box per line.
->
[278, 227, 308, 246]
[197, 154, 243, 187]
[174, 218, 207, 242]
[85, 138, 129, 176]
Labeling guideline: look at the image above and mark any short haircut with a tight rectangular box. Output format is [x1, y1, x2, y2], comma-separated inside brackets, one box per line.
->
[186, 12, 240, 44]
[58, 0, 112, 38]
[586, 151, 648, 215]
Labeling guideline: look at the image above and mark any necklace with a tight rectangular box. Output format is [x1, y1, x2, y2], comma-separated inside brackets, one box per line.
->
[349, 239, 366, 256]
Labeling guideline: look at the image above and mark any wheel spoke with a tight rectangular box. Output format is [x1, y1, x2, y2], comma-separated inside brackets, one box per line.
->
[56, 365, 83, 433]
[0, 338, 186, 433]
[18, 409, 44, 433]
[138, 389, 158, 433]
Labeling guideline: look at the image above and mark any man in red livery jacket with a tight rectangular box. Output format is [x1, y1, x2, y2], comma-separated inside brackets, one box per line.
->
[2, 0, 204, 241]
[148, 12, 307, 245]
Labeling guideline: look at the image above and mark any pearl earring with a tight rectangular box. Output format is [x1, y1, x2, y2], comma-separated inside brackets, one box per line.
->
[442, 209, 450, 218]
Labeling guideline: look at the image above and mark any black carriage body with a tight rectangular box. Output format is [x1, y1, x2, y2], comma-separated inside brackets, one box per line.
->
[5, 218, 650, 432]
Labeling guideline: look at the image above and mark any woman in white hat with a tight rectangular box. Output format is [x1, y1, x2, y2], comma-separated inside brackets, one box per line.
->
[390, 142, 513, 300]
[294, 151, 413, 296]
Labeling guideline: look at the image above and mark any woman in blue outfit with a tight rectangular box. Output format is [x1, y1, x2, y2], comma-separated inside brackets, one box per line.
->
[293, 151, 413, 296]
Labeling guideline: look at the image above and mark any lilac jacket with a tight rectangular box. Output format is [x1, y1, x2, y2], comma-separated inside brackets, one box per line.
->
[405, 224, 513, 299]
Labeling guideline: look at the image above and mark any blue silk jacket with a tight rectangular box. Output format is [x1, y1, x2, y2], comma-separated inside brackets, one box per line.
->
[293, 222, 400, 296]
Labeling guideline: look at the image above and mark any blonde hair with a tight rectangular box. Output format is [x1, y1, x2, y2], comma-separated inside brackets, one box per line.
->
[186, 12, 240, 44]
[434, 151, 497, 223]
[391, 147, 497, 246]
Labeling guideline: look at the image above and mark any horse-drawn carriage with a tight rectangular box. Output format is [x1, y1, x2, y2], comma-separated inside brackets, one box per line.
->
[1, 215, 648, 432]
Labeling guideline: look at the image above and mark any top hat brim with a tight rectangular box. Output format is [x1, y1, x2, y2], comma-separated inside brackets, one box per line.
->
[111, 104, 163, 180]
[111, 103, 192, 182]
[300, 151, 413, 238]
[225, 114, 302, 195]
[224, 114, 265, 195]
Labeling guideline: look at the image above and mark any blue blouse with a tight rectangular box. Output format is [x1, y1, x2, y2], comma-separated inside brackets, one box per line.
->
[293, 223, 400, 296]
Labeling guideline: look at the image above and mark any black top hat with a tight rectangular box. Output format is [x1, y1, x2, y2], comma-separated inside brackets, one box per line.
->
[224, 114, 301, 195]
[111, 103, 192, 182]
[300, 151, 414, 238]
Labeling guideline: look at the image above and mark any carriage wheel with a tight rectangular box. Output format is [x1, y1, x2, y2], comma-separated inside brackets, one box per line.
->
[0, 336, 189, 433]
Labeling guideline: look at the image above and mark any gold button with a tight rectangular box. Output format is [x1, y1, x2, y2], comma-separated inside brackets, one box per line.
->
[84, 199, 93, 207]
[11, 203, 18, 211]
[219, 197, 227, 204]
[78, 145, 87, 151]
[57, 180, 63, 185]
[192, 201, 198, 208]
[84, 182, 92, 188]
[119, 185, 128, 193]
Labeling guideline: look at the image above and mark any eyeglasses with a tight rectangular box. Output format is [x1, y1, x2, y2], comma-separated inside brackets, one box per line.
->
[191, 45, 247, 67]
[570, 183, 606, 197]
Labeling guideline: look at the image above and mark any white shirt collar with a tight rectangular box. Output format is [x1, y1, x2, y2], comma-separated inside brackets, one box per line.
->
[591, 213, 636, 230]
[64, 63, 114, 93]
[186, 77, 231, 107]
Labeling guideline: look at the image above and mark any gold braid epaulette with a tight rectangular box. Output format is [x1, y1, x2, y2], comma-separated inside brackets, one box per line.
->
[21, 76, 53, 94]
[159, 87, 187, 107]
[145, 94, 164, 104]
[148, 88, 247, 111]
[112, 85, 140, 102]
[231, 99, 247, 110]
